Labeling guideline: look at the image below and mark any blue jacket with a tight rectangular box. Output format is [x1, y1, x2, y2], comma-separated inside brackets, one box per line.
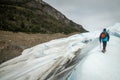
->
[99, 31, 110, 42]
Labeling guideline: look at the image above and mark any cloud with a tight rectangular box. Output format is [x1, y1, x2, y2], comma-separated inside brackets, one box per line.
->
[44, 0, 120, 31]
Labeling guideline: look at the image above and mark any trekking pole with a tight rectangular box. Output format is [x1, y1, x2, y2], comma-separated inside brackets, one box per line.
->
[100, 42, 102, 50]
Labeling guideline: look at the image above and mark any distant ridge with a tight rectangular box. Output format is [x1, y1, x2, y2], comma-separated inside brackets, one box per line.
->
[0, 0, 87, 34]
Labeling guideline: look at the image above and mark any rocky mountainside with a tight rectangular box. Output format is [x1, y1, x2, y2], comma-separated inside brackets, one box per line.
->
[0, 0, 86, 34]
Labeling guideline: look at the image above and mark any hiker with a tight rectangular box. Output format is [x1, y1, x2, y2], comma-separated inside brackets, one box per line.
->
[99, 28, 110, 53]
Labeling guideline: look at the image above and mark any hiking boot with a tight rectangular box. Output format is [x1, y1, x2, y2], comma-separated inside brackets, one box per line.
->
[102, 49, 106, 53]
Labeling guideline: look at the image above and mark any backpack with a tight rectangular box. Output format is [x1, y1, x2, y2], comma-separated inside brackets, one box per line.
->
[101, 32, 106, 39]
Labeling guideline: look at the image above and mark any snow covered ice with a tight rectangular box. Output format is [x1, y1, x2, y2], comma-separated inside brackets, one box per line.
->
[68, 23, 120, 80]
[0, 23, 120, 80]
[0, 32, 91, 80]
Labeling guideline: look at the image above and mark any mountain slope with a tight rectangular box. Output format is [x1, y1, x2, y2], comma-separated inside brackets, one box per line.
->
[0, 0, 86, 34]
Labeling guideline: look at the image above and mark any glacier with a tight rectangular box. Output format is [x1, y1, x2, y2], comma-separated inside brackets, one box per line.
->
[0, 23, 120, 80]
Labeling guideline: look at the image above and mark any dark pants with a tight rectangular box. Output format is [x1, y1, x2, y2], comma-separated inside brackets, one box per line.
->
[103, 41, 107, 50]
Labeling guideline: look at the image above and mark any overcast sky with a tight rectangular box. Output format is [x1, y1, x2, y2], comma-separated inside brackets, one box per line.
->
[43, 0, 120, 31]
